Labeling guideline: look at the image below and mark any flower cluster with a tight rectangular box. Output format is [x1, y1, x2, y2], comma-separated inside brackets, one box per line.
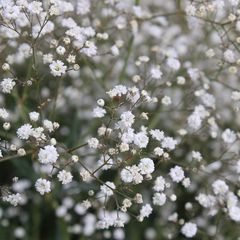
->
[0, 0, 240, 239]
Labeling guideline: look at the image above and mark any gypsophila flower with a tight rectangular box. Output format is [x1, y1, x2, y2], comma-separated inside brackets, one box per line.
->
[169, 166, 185, 183]
[0, 108, 9, 119]
[38, 145, 59, 164]
[1, 78, 16, 93]
[120, 168, 133, 183]
[29, 111, 39, 122]
[56, 46, 66, 55]
[212, 179, 229, 195]
[150, 66, 162, 79]
[88, 138, 99, 149]
[57, 170, 73, 185]
[28, 1, 43, 14]
[139, 204, 152, 219]
[49, 60, 67, 76]
[192, 151, 202, 161]
[224, 49, 235, 63]
[161, 137, 177, 150]
[150, 129, 164, 141]
[138, 158, 155, 175]
[107, 85, 127, 98]
[222, 129, 236, 144]
[17, 124, 33, 140]
[93, 107, 106, 118]
[153, 176, 165, 192]
[134, 132, 149, 148]
[100, 181, 115, 197]
[117, 111, 135, 129]
[35, 178, 51, 195]
[77, 0, 90, 15]
[2, 193, 23, 206]
[0, 1, 240, 237]
[181, 222, 197, 238]
[166, 58, 181, 71]
[152, 193, 166, 206]
[229, 206, 240, 222]
[196, 193, 216, 208]
[154, 147, 164, 156]
[161, 96, 172, 105]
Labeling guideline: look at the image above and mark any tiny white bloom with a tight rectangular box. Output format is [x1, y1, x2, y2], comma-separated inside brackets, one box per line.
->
[35, 178, 51, 195]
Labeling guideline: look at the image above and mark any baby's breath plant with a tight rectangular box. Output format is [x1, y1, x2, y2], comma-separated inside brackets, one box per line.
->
[0, 0, 240, 239]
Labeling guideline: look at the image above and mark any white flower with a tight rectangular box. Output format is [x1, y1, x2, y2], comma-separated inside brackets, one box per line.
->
[49, 60, 67, 76]
[161, 96, 172, 105]
[139, 204, 152, 218]
[117, 111, 135, 129]
[56, 46, 66, 55]
[80, 170, 92, 182]
[161, 137, 177, 150]
[149, 129, 164, 141]
[57, 170, 73, 184]
[192, 151, 202, 161]
[97, 99, 105, 107]
[153, 176, 165, 192]
[131, 166, 143, 184]
[114, 219, 125, 227]
[38, 145, 59, 164]
[17, 124, 33, 140]
[187, 113, 202, 130]
[43, 54, 53, 64]
[2, 193, 23, 206]
[107, 85, 127, 98]
[3, 5, 20, 20]
[100, 181, 115, 196]
[31, 127, 46, 140]
[121, 128, 135, 144]
[152, 193, 166, 206]
[188, 105, 209, 130]
[182, 178, 191, 188]
[80, 41, 97, 57]
[212, 179, 229, 195]
[1, 78, 16, 93]
[186, 4, 196, 16]
[200, 92, 215, 108]
[28, 1, 43, 14]
[166, 57, 181, 71]
[111, 45, 119, 56]
[188, 68, 200, 81]
[181, 222, 197, 238]
[229, 0, 239, 6]
[229, 206, 240, 222]
[120, 168, 133, 183]
[196, 193, 216, 208]
[88, 138, 99, 149]
[97, 155, 113, 170]
[154, 147, 164, 156]
[222, 129, 236, 144]
[29, 112, 39, 122]
[231, 91, 240, 101]
[77, 0, 90, 15]
[138, 158, 155, 175]
[134, 132, 149, 148]
[43, 119, 55, 132]
[224, 49, 235, 63]
[150, 66, 162, 79]
[35, 178, 51, 195]
[119, 143, 129, 152]
[93, 107, 106, 118]
[169, 166, 185, 183]
[0, 108, 9, 119]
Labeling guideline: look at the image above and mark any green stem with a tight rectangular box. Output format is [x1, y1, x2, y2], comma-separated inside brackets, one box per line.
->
[119, 36, 134, 83]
